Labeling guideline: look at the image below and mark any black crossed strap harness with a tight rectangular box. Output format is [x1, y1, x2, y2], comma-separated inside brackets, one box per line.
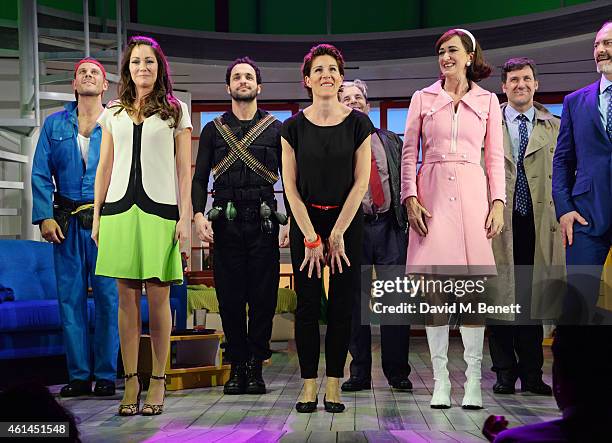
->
[212, 114, 278, 184]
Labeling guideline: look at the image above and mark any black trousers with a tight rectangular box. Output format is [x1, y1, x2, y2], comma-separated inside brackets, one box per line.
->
[349, 211, 411, 382]
[212, 208, 280, 363]
[290, 206, 363, 379]
[488, 210, 544, 383]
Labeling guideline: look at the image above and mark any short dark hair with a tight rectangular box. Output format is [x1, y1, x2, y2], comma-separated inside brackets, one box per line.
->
[226, 57, 262, 85]
[501, 57, 538, 84]
[435, 29, 492, 83]
[301, 44, 345, 98]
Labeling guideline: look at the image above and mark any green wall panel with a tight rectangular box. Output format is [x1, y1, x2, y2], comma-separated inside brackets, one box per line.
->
[423, 0, 570, 28]
[93, 0, 116, 20]
[229, 0, 257, 33]
[0, 0, 596, 34]
[331, 0, 420, 33]
[0, 0, 18, 20]
[137, 0, 215, 31]
[259, 0, 327, 34]
[38, 0, 83, 14]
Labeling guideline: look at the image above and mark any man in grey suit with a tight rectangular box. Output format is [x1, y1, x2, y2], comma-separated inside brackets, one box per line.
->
[339, 79, 412, 392]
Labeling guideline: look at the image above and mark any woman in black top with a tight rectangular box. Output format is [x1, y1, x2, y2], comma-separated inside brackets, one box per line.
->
[281, 44, 373, 413]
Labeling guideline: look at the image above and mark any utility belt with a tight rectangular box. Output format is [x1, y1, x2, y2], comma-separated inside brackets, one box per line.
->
[207, 187, 288, 233]
[212, 186, 275, 202]
[53, 194, 94, 233]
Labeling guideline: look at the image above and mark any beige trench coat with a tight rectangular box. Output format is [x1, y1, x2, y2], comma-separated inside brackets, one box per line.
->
[485, 102, 566, 321]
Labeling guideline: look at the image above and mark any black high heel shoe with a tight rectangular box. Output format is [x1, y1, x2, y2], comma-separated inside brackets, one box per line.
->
[323, 395, 345, 413]
[142, 374, 166, 416]
[118, 373, 141, 416]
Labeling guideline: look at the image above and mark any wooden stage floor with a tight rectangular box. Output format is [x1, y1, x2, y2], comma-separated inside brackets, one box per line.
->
[54, 337, 558, 442]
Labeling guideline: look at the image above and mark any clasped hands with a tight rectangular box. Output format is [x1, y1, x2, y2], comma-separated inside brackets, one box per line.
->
[300, 230, 350, 279]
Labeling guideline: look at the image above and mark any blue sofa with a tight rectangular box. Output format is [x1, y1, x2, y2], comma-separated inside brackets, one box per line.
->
[0, 239, 187, 361]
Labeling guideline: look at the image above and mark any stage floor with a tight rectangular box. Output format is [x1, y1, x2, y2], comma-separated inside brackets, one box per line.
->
[53, 337, 557, 442]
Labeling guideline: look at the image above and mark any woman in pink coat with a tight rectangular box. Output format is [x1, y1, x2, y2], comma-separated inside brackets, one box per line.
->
[400, 29, 505, 410]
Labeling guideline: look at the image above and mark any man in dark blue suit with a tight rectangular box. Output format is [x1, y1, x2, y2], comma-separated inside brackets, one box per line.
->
[485, 22, 612, 443]
[552, 20, 612, 324]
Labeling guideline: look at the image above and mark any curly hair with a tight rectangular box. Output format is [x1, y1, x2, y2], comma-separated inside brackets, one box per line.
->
[301, 44, 345, 98]
[112, 36, 181, 128]
[435, 29, 492, 83]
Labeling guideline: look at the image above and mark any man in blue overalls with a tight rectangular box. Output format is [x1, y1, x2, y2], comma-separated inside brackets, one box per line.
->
[32, 58, 119, 397]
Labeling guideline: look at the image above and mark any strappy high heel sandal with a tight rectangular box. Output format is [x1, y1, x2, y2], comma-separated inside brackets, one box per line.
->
[141, 374, 166, 416]
[118, 373, 141, 416]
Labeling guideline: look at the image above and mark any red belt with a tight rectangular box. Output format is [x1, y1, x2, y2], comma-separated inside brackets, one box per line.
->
[309, 203, 340, 210]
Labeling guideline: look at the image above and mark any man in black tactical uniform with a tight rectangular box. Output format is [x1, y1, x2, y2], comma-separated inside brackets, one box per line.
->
[192, 57, 287, 395]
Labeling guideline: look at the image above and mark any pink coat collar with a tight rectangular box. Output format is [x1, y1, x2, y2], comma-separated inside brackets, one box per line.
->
[422, 80, 490, 115]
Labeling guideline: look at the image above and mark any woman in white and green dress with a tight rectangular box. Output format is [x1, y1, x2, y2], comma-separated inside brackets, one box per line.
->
[93, 36, 192, 416]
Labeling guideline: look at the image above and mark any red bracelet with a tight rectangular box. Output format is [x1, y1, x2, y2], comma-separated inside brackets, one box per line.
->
[304, 234, 321, 249]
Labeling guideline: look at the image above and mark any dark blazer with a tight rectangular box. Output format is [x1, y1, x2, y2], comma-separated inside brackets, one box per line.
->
[376, 128, 408, 231]
[552, 80, 612, 237]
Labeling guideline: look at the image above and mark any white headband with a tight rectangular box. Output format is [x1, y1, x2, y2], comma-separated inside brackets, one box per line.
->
[454, 28, 476, 52]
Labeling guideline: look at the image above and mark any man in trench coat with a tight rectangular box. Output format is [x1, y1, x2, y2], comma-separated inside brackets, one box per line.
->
[488, 58, 565, 396]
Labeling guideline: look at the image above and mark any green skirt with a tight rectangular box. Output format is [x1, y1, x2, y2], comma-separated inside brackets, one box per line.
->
[95, 205, 182, 283]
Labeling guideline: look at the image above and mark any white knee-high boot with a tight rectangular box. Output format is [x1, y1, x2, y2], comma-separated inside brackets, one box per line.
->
[460, 326, 484, 409]
[426, 325, 451, 408]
